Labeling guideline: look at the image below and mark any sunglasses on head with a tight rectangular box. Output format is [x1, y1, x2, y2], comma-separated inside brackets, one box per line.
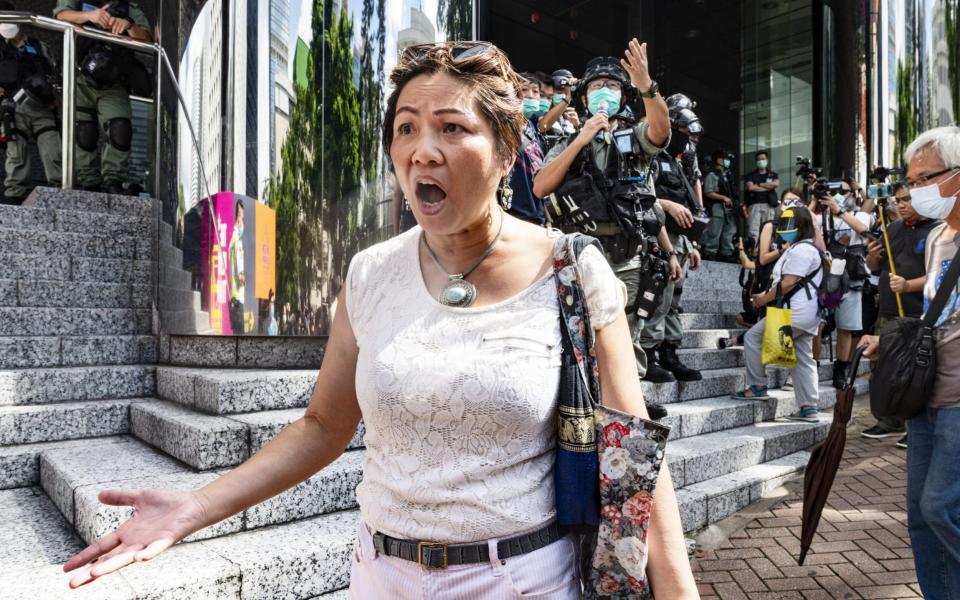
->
[400, 41, 510, 80]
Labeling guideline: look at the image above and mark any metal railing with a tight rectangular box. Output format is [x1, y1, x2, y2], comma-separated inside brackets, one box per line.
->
[0, 10, 212, 202]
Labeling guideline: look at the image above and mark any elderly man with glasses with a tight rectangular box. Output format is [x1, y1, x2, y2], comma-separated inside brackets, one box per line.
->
[860, 125, 960, 599]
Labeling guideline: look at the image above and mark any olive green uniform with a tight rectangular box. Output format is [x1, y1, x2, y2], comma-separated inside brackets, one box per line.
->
[53, 1, 150, 188]
[542, 120, 669, 376]
[2, 40, 61, 200]
[639, 231, 692, 349]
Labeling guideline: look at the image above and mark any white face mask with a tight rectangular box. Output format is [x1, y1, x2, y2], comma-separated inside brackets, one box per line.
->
[911, 170, 960, 220]
[0, 24, 19, 40]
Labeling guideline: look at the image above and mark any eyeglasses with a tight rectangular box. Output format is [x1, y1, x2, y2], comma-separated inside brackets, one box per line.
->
[903, 167, 960, 189]
[586, 80, 622, 92]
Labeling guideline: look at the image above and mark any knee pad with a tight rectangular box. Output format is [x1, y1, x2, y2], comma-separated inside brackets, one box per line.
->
[76, 120, 99, 152]
[106, 118, 132, 152]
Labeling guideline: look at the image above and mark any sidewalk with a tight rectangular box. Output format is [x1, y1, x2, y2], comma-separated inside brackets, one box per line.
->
[690, 395, 920, 600]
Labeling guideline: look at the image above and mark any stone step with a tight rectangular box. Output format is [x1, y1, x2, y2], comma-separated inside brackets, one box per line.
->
[157, 285, 202, 312]
[157, 366, 318, 414]
[11, 475, 357, 599]
[0, 252, 154, 285]
[666, 416, 831, 488]
[682, 287, 743, 302]
[0, 436, 118, 490]
[659, 377, 870, 441]
[40, 436, 362, 548]
[130, 399, 364, 470]
[679, 298, 744, 315]
[0, 279, 134, 309]
[0, 204, 152, 238]
[0, 335, 157, 369]
[0, 365, 155, 406]
[24, 187, 156, 221]
[0, 307, 152, 336]
[676, 450, 811, 532]
[164, 336, 325, 369]
[0, 227, 150, 261]
[159, 263, 193, 290]
[675, 347, 745, 371]
[0, 399, 136, 446]
[160, 244, 183, 270]
[678, 312, 741, 330]
[159, 309, 214, 335]
[679, 328, 747, 350]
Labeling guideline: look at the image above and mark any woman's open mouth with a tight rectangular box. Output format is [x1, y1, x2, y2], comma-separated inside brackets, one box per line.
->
[415, 181, 448, 215]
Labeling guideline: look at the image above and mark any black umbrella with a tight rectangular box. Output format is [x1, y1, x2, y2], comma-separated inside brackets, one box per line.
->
[798, 346, 866, 565]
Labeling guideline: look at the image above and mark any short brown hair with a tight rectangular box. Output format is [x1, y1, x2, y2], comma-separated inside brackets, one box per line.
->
[382, 43, 525, 164]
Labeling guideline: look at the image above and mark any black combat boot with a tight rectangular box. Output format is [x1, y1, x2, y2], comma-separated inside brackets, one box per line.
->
[659, 342, 703, 381]
[642, 347, 676, 383]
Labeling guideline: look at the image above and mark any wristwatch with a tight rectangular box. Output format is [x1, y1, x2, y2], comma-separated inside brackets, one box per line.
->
[639, 80, 660, 99]
[667, 249, 680, 258]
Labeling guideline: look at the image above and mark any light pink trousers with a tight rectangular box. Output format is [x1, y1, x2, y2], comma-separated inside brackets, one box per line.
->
[348, 522, 583, 599]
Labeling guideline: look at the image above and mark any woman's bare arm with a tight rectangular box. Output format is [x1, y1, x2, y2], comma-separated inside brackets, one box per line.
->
[758, 223, 781, 266]
[594, 314, 699, 598]
[194, 289, 361, 523]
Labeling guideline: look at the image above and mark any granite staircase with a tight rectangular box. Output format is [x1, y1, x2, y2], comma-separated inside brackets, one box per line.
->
[2, 191, 868, 598]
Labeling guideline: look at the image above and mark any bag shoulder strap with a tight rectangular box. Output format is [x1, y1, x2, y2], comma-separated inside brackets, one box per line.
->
[554, 233, 603, 402]
[923, 246, 960, 327]
[781, 240, 822, 304]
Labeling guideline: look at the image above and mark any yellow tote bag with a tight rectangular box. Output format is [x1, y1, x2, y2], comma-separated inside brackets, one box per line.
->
[761, 306, 796, 368]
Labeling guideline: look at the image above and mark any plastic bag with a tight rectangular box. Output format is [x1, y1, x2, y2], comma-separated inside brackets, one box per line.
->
[761, 306, 796, 367]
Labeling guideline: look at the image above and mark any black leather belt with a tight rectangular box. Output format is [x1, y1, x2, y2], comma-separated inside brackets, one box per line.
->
[370, 522, 565, 570]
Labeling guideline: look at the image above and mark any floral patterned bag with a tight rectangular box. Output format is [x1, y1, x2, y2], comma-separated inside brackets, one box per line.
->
[553, 234, 671, 599]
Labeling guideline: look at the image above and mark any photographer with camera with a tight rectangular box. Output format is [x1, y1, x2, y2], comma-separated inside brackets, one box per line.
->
[859, 184, 939, 447]
[54, 1, 152, 195]
[534, 39, 671, 378]
[702, 149, 740, 262]
[817, 179, 875, 388]
[0, 7, 61, 204]
[538, 69, 579, 150]
[744, 151, 781, 241]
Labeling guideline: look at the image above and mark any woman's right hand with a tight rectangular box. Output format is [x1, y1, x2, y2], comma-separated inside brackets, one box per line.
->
[63, 489, 209, 588]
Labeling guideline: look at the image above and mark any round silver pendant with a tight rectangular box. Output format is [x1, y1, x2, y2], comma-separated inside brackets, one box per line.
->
[439, 278, 477, 307]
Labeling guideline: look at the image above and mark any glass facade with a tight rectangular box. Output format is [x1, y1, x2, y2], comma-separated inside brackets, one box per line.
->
[741, 0, 815, 193]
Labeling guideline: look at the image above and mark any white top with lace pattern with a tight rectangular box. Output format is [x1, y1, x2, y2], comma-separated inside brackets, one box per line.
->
[345, 227, 626, 543]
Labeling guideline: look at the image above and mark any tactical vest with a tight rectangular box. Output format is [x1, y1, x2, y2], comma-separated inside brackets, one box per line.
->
[554, 129, 660, 263]
[653, 152, 696, 210]
[0, 39, 52, 96]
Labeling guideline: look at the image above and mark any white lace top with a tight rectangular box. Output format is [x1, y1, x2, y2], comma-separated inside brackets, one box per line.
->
[345, 227, 626, 543]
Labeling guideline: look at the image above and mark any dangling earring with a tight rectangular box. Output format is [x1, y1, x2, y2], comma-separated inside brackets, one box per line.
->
[498, 177, 513, 211]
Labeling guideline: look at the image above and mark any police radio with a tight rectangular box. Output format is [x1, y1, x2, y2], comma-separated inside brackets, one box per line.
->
[613, 128, 645, 183]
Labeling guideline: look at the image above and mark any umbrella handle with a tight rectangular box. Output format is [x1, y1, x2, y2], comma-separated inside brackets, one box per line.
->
[846, 346, 867, 390]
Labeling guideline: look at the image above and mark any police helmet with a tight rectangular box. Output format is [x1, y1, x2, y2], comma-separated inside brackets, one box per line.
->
[575, 57, 634, 116]
[550, 69, 575, 90]
[672, 108, 703, 134]
[665, 93, 696, 111]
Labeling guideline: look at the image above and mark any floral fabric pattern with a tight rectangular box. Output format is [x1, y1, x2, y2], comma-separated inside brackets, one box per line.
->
[553, 234, 672, 599]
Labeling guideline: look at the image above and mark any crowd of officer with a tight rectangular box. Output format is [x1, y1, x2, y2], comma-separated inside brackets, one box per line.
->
[0, 1, 150, 204]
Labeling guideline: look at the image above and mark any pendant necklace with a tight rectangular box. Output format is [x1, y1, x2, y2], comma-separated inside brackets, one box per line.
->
[422, 211, 504, 308]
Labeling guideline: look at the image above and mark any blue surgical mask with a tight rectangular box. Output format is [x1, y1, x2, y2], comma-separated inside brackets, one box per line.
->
[722, 159, 731, 169]
[538, 98, 551, 115]
[779, 231, 799, 243]
[587, 88, 621, 117]
[757, 159, 768, 170]
[911, 170, 960, 220]
[553, 94, 567, 106]
[522, 98, 540, 119]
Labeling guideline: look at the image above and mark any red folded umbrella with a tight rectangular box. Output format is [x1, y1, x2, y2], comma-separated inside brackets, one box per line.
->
[798, 346, 866, 565]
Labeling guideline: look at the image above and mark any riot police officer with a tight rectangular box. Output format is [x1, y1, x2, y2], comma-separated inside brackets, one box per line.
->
[54, 1, 152, 194]
[639, 105, 706, 381]
[0, 19, 61, 203]
[534, 38, 672, 379]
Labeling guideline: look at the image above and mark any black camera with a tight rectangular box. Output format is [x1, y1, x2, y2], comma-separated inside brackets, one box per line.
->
[795, 156, 822, 178]
[612, 127, 646, 183]
[814, 178, 846, 198]
[870, 165, 905, 182]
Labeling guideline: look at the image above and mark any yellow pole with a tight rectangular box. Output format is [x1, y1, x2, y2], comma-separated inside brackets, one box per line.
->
[878, 200, 905, 317]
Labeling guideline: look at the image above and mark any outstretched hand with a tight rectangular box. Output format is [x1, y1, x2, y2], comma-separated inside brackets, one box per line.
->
[62, 489, 208, 588]
[621, 38, 652, 92]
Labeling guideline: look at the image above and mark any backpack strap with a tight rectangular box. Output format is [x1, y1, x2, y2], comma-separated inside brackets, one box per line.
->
[780, 240, 823, 304]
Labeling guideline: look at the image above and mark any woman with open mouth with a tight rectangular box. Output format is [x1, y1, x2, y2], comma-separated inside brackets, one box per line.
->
[62, 41, 698, 599]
